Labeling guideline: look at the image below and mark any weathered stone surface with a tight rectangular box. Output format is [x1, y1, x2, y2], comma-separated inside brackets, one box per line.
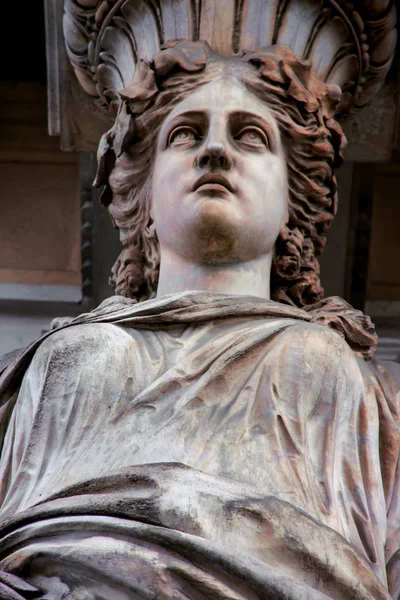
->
[0, 293, 398, 598]
[1, 7, 399, 599]
[62, 0, 396, 113]
[46, 0, 398, 155]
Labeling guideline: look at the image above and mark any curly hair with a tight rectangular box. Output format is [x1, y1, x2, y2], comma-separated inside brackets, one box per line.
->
[95, 41, 346, 308]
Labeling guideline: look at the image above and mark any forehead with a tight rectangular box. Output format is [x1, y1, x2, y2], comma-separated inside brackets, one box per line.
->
[162, 76, 280, 131]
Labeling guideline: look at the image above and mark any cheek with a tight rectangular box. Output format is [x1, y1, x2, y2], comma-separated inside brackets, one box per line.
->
[151, 154, 192, 233]
[152, 154, 189, 197]
[151, 157, 177, 219]
[250, 160, 287, 209]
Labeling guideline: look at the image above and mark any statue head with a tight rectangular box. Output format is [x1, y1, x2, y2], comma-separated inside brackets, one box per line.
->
[95, 40, 345, 307]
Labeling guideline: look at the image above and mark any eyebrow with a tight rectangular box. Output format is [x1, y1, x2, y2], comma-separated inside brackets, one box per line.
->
[160, 111, 205, 132]
[228, 110, 273, 124]
[164, 109, 275, 126]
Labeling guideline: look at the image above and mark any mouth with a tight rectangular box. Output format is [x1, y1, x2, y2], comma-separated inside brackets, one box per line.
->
[192, 173, 234, 193]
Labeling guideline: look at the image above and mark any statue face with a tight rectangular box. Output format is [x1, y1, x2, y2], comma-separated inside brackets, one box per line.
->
[151, 76, 288, 264]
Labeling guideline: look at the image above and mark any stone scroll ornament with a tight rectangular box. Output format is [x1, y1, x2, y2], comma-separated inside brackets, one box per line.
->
[63, 0, 397, 116]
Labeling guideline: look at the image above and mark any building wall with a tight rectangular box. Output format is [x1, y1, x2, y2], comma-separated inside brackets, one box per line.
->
[0, 82, 83, 356]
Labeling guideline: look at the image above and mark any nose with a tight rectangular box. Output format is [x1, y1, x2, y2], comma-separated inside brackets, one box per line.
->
[197, 141, 233, 170]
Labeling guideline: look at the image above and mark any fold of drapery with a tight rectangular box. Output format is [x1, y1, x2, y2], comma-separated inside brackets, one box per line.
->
[0, 464, 392, 600]
[0, 292, 398, 599]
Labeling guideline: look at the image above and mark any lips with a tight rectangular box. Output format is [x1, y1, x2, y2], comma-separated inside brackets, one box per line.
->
[192, 173, 234, 193]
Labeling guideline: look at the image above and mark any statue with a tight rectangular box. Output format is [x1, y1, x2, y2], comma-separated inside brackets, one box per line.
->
[0, 41, 398, 600]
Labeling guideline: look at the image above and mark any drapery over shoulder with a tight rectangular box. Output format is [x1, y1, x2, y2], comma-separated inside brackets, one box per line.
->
[0, 292, 398, 600]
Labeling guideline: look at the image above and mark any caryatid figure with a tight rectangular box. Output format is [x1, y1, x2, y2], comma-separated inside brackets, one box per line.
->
[0, 42, 398, 600]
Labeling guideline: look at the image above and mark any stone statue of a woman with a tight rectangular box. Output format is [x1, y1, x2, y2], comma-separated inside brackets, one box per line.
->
[0, 42, 398, 600]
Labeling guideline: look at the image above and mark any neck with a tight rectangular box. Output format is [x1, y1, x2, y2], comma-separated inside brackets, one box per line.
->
[156, 249, 272, 299]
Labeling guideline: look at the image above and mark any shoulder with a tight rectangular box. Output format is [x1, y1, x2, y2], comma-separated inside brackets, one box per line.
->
[280, 320, 358, 360]
[32, 322, 135, 368]
[272, 320, 365, 387]
[43, 321, 132, 347]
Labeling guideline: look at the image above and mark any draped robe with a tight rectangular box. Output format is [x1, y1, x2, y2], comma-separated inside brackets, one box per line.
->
[0, 292, 399, 599]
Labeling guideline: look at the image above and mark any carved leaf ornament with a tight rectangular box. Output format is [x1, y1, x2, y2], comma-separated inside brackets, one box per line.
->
[63, 0, 397, 118]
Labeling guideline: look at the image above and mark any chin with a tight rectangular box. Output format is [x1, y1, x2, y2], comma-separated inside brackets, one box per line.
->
[180, 203, 268, 263]
[193, 197, 240, 224]
[174, 214, 233, 264]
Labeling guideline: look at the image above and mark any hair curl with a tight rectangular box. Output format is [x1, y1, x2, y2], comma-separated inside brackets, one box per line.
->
[95, 41, 345, 308]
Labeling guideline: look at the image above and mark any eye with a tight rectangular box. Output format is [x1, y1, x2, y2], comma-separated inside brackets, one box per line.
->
[168, 126, 199, 147]
[235, 127, 269, 148]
